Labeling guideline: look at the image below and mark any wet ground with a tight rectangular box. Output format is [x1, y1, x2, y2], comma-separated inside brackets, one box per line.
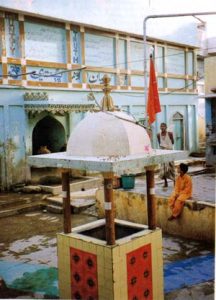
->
[0, 208, 214, 299]
[0, 166, 215, 299]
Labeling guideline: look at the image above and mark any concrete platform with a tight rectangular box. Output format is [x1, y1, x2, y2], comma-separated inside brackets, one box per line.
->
[46, 188, 97, 210]
[39, 176, 102, 195]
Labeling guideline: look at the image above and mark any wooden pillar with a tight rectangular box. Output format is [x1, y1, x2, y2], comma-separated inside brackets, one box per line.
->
[145, 166, 156, 230]
[62, 169, 71, 234]
[103, 173, 115, 245]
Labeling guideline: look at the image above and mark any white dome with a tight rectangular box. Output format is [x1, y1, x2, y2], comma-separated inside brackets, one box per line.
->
[67, 111, 152, 156]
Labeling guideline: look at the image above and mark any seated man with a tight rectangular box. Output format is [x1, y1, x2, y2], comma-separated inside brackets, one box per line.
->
[168, 163, 192, 221]
[37, 145, 51, 154]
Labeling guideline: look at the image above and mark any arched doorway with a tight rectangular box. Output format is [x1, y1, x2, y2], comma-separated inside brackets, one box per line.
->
[173, 112, 184, 150]
[32, 116, 66, 154]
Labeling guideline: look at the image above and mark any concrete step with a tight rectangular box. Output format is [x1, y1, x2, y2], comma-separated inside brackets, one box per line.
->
[39, 177, 102, 195]
[45, 189, 97, 212]
[0, 202, 42, 218]
[45, 197, 95, 215]
[46, 204, 63, 214]
[0, 198, 31, 209]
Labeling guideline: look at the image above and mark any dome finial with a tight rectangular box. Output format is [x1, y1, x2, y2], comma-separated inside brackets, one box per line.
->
[100, 75, 115, 111]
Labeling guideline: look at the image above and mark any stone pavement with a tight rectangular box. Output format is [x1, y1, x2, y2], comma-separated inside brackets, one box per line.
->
[0, 157, 214, 299]
[135, 164, 215, 204]
[0, 208, 214, 299]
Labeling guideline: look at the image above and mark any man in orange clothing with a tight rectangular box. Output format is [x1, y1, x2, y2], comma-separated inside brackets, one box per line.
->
[168, 163, 192, 221]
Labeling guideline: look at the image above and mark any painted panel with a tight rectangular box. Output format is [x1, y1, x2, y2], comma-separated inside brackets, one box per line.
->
[187, 105, 197, 151]
[167, 48, 185, 75]
[26, 66, 68, 83]
[72, 70, 82, 83]
[119, 39, 127, 69]
[158, 77, 164, 89]
[187, 51, 194, 75]
[130, 42, 152, 71]
[127, 244, 153, 300]
[119, 74, 128, 86]
[5, 17, 20, 58]
[86, 71, 116, 85]
[24, 21, 66, 62]
[8, 106, 26, 182]
[156, 46, 164, 73]
[8, 64, 22, 80]
[85, 33, 115, 67]
[70, 247, 98, 300]
[0, 106, 5, 149]
[71, 30, 81, 64]
[187, 80, 194, 89]
[0, 107, 5, 189]
[130, 41, 143, 71]
[167, 78, 185, 89]
[0, 17, 3, 55]
[131, 75, 145, 87]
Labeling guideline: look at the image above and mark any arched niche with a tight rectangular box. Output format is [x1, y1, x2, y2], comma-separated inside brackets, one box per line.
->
[172, 112, 184, 150]
[32, 116, 66, 154]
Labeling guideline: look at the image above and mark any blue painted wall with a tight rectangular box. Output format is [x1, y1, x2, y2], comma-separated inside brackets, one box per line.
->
[0, 11, 199, 189]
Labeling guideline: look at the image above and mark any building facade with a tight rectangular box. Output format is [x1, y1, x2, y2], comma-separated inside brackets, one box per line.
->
[204, 38, 216, 166]
[0, 10, 199, 189]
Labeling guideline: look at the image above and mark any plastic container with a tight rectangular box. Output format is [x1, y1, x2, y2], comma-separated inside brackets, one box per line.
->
[121, 175, 135, 189]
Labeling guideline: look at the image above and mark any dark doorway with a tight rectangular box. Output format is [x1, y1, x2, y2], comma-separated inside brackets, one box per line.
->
[32, 116, 66, 154]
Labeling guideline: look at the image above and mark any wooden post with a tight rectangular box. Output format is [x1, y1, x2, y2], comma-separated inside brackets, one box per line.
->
[103, 173, 115, 245]
[145, 166, 156, 230]
[62, 170, 71, 234]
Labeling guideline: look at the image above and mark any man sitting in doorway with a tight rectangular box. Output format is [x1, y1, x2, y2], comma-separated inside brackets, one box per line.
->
[167, 163, 192, 221]
[157, 122, 175, 187]
[37, 145, 51, 154]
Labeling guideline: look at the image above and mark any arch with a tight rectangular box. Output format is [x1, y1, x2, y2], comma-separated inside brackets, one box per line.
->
[32, 116, 66, 154]
[172, 112, 184, 150]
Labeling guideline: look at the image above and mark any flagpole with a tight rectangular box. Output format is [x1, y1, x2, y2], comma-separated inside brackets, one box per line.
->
[143, 11, 216, 126]
[143, 18, 148, 127]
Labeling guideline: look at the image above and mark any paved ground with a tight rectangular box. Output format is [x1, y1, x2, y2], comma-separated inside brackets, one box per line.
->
[135, 166, 215, 203]
[0, 203, 214, 299]
[0, 163, 215, 299]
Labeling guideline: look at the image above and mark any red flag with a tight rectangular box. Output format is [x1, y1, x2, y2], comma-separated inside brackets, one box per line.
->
[147, 55, 161, 124]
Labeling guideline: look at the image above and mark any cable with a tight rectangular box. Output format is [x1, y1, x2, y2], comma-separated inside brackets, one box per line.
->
[0, 66, 86, 78]
[0, 46, 215, 79]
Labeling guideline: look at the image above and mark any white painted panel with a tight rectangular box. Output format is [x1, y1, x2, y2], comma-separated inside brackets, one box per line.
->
[26, 66, 68, 83]
[8, 64, 22, 80]
[71, 30, 81, 64]
[24, 21, 67, 62]
[85, 33, 115, 67]
[167, 48, 185, 75]
[5, 17, 20, 58]
[119, 39, 127, 69]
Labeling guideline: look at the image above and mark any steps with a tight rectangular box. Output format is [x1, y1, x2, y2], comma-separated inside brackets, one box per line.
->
[0, 201, 43, 218]
[45, 188, 97, 213]
[39, 176, 102, 195]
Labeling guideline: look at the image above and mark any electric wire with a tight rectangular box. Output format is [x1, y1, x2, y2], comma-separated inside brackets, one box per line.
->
[0, 46, 214, 79]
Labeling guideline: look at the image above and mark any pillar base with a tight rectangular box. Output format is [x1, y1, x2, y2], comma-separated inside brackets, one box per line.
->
[57, 219, 164, 300]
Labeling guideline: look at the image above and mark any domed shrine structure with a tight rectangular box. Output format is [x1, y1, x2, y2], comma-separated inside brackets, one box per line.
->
[67, 75, 152, 157]
[28, 75, 187, 300]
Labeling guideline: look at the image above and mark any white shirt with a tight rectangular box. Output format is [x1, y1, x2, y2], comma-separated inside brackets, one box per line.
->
[159, 132, 173, 150]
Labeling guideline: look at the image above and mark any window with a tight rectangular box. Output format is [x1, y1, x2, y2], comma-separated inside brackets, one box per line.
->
[167, 48, 185, 75]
